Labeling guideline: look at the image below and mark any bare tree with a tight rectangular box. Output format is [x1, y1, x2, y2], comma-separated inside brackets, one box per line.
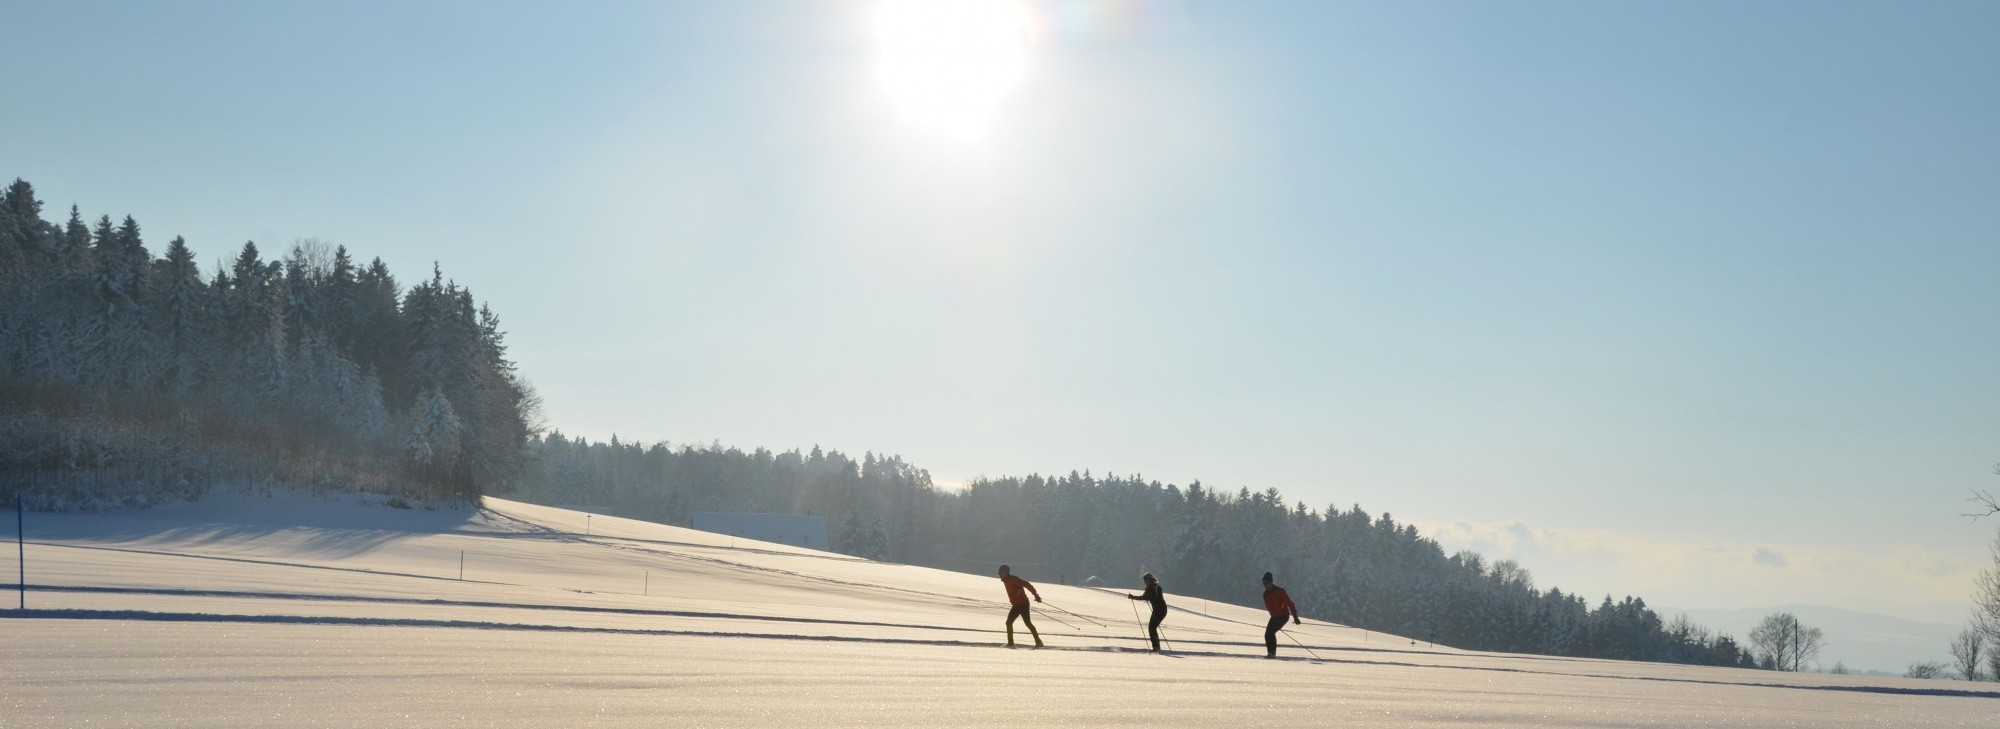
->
[1950, 627, 1985, 681]
[1906, 661, 1948, 679]
[1976, 479, 2000, 643]
[1748, 611, 1825, 671]
[288, 237, 334, 276]
[1973, 479, 2000, 519]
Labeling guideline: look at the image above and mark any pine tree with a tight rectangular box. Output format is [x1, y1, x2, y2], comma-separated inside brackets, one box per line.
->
[404, 389, 464, 494]
[326, 245, 357, 349]
[59, 206, 90, 275]
[230, 240, 263, 293]
[349, 257, 405, 401]
[838, 510, 868, 557]
[156, 236, 206, 396]
[90, 215, 118, 280]
[1170, 482, 1223, 597]
[114, 215, 149, 297]
[232, 267, 289, 417]
[0, 179, 36, 290]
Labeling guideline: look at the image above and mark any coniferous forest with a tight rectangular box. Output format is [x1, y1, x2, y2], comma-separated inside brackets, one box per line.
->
[0, 178, 534, 507]
[1, 176, 1757, 668]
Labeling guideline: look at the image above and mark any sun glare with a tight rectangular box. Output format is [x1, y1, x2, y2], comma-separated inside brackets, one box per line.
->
[874, 0, 1033, 141]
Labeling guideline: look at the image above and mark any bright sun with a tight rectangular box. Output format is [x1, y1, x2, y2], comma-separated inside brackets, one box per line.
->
[874, 0, 1033, 141]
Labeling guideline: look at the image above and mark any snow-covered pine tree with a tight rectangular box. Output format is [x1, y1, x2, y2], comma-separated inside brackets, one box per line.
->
[155, 236, 206, 396]
[406, 389, 463, 491]
[1169, 482, 1223, 598]
[238, 270, 290, 418]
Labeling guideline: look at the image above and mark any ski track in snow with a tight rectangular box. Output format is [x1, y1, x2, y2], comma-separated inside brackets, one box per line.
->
[7, 607, 1995, 700]
[24, 540, 516, 586]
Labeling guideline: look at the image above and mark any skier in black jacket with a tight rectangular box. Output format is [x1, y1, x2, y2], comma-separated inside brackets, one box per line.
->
[1127, 573, 1168, 652]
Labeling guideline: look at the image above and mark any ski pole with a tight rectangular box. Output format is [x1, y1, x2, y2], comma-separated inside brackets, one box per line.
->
[1043, 601, 1106, 628]
[1066, 605, 1107, 627]
[1039, 600, 1088, 626]
[1031, 602, 1079, 631]
[1127, 598, 1151, 648]
[1283, 629, 1322, 661]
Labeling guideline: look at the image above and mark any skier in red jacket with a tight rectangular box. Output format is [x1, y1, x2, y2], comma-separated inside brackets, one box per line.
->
[998, 564, 1044, 648]
[1261, 571, 1298, 658]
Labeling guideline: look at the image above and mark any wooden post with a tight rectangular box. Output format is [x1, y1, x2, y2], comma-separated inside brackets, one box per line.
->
[17, 494, 25, 610]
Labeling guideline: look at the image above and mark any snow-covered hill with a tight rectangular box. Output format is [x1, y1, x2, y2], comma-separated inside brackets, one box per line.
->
[3, 495, 1992, 727]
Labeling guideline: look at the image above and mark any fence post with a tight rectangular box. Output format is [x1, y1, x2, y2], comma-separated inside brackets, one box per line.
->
[17, 493, 25, 610]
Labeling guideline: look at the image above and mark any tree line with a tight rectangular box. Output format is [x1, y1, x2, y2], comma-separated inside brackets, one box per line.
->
[0, 177, 535, 507]
[514, 433, 1763, 668]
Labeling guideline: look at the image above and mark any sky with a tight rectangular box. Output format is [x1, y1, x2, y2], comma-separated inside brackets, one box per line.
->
[5, 0, 1998, 630]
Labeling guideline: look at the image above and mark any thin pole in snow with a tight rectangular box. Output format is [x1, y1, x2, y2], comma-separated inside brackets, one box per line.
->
[1042, 600, 1106, 628]
[586, 514, 591, 536]
[1800, 616, 1816, 672]
[1128, 596, 1149, 648]
[16, 494, 23, 610]
[459, 550, 465, 581]
[644, 571, 649, 596]
[1283, 629, 1322, 660]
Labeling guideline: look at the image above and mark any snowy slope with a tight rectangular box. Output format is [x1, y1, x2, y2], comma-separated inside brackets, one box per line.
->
[2, 495, 1993, 728]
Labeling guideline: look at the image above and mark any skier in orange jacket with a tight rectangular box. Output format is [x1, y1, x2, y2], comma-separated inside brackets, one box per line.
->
[998, 564, 1043, 648]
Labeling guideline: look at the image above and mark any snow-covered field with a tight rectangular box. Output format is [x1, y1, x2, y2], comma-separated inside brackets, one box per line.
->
[3, 495, 1992, 727]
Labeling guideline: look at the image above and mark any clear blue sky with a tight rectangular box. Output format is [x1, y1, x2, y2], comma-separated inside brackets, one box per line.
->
[6, 1, 1998, 633]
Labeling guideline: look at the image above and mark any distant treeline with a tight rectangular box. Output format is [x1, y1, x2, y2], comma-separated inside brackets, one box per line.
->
[516, 435, 1761, 668]
[0, 177, 534, 507]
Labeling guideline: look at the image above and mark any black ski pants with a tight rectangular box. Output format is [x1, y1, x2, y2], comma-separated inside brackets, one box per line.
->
[1147, 606, 1167, 651]
[1007, 604, 1040, 645]
[1265, 615, 1290, 656]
